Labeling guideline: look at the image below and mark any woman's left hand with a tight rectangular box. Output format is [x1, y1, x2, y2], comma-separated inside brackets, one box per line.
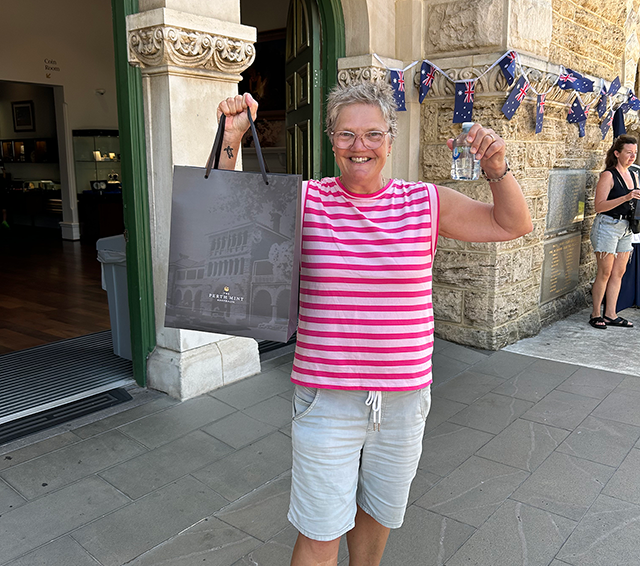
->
[447, 124, 507, 179]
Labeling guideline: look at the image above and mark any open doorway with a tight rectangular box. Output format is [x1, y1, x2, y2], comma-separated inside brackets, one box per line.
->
[0, 80, 115, 355]
[240, 0, 326, 180]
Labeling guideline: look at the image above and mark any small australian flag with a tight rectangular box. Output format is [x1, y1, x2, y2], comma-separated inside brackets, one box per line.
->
[558, 68, 594, 93]
[502, 75, 529, 120]
[419, 62, 436, 103]
[567, 96, 587, 123]
[390, 69, 407, 111]
[535, 93, 546, 134]
[453, 80, 475, 123]
[578, 103, 590, 138]
[608, 76, 621, 97]
[628, 91, 640, 111]
[498, 50, 517, 86]
[597, 86, 608, 119]
[600, 110, 614, 140]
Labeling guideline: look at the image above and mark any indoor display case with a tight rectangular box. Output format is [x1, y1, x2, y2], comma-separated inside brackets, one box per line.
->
[0, 138, 57, 163]
[73, 130, 124, 242]
[72, 129, 121, 194]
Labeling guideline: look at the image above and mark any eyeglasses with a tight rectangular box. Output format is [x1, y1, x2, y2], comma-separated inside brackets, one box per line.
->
[330, 130, 390, 149]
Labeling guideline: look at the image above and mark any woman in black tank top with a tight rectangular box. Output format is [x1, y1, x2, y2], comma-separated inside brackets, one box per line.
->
[589, 134, 640, 329]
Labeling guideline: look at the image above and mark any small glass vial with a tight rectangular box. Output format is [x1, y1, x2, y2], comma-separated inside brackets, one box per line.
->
[451, 122, 481, 181]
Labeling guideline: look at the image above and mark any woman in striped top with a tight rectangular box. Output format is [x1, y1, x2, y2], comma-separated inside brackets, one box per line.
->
[217, 84, 532, 566]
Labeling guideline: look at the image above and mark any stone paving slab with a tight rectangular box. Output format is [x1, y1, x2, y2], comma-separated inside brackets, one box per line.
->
[445, 499, 576, 566]
[591, 387, 640, 427]
[118, 395, 236, 449]
[0, 477, 25, 515]
[0, 430, 147, 500]
[510, 452, 615, 521]
[432, 371, 504, 405]
[601, 448, 640, 505]
[191, 431, 292, 502]
[419, 422, 494, 477]
[555, 416, 640, 467]
[98, 430, 234, 499]
[520, 390, 601, 431]
[71, 476, 228, 566]
[555, 367, 627, 400]
[556, 494, 640, 566]
[415, 456, 529, 527]
[127, 517, 262, 566]
[476, 418, 570, 472]
[202, 411, 279, 449]
[0, 476, 130, 565]
[216, 473, 292, 542]
[446, 392, 534, 434]
[0, 432, 80, 471]
[6, 537, 106, 566]
[379, 506, 475, 566]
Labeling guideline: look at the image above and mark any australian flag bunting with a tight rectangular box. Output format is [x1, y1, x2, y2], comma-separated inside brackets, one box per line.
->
[557, 68, 594, 93]
[578, 104, 590, 138]
[498, 50, 517, 86]
[535, 94, 546, 134]
[628, 91, 640, 111]
[502, 75, 530, 120]
[453, 80, 475, 123]
[608, 77, 621, 97]
[419, 62, 436, 103]
[597, 86, 608, 119]
[600, 109, 614, 140]
[390, 69, 407, 111]
[567, 96, 587, 123]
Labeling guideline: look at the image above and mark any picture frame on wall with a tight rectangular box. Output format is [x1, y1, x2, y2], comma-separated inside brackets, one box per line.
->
[12, 100, 35, 132]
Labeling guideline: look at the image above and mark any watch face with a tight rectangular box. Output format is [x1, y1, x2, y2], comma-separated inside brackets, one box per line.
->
[99, 181, 106, 189]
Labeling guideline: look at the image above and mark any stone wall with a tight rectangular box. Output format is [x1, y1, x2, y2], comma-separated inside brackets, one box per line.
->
[418, 0, 640, 350]
[422, 56, 636, 350]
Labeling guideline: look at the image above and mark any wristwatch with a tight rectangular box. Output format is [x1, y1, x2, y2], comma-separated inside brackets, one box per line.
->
[482, 158, 510, 183]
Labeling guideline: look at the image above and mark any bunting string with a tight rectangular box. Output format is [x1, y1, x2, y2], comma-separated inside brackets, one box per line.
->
[370, 48, 638, 139]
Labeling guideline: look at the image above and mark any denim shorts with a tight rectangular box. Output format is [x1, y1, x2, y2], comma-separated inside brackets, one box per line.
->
[288, 385, 432, 541]
[590, 214, 634, 255]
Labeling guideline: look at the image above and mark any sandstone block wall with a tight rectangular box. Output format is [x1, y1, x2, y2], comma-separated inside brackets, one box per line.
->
[416, 0, 640, 349]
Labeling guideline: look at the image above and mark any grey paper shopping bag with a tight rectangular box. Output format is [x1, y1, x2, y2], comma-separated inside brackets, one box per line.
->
[165, 110, 302, 342]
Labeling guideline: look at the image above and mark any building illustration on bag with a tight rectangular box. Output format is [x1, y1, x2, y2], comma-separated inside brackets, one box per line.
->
[166, 211, 293, 334]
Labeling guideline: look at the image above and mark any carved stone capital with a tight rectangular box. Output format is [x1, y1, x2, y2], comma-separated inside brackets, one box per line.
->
[129, 25, 255, 74]
[337, 66, 388, 87]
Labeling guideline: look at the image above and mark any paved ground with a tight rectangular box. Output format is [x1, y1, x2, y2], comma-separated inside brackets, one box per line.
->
[1, 322, 640, 566]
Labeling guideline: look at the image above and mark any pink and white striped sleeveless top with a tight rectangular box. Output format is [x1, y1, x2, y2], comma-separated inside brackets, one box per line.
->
[290, 176, 440, 391]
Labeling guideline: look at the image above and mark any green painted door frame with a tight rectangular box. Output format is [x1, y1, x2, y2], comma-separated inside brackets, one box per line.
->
[111, 0, 155, 387]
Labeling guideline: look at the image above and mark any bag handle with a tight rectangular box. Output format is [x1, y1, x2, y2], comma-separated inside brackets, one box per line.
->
[204, 107, 269, 185]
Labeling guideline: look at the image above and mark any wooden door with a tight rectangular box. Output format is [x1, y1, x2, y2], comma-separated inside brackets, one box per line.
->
[285, 0, 321, 179]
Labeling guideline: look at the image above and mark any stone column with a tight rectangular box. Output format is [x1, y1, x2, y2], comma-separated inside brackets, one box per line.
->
[127, 3, 261, 400]
[420, 0, 554, 349]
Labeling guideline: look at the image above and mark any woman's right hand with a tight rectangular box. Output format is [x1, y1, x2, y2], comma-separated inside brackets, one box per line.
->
[629, 189, 640, 201]
[216, 93, 259, 144]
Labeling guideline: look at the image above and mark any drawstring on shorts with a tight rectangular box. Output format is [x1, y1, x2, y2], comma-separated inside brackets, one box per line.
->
[365, 391, 382, 431]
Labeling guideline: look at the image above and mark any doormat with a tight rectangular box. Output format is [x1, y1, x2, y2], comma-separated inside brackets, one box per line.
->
[0, 388, 132, 445]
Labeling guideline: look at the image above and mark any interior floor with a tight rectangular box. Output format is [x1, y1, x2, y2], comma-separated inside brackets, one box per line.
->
[0, 226, 111, 355]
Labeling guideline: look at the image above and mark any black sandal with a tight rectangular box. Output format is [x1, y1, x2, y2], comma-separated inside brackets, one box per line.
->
[603, 316, 634, 328]
[589, 316, 608, 329]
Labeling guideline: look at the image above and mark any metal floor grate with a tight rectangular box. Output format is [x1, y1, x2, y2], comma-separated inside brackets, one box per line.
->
[0, 331, 134, 425]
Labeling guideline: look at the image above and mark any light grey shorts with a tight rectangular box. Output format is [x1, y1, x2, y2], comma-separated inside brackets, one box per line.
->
[288, 385, 432, 541]
[590, 214, 634, 255]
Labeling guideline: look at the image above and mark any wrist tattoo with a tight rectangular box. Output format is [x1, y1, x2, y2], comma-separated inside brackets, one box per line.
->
[224, 146, 234, 159]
